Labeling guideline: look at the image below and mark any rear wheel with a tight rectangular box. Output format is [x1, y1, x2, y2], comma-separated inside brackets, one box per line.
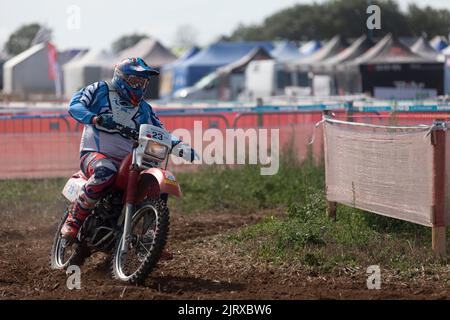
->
[49, 206, 90, 270]
[111, 199, 169, 284]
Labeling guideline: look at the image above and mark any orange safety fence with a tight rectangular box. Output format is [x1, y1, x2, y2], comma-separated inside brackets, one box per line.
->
[1, 110, 448, 179]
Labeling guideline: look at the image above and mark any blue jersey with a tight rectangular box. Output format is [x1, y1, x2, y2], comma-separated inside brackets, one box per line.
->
[68, 81, 179, 160]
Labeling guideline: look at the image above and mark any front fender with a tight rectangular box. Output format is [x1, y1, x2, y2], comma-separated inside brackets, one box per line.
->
[136, 168, 182, 203]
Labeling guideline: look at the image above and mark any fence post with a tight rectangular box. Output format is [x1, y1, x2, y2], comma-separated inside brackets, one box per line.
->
[431, 123, 447, 256]
[323, 110, 337, 221]
[327, 200, 337, 222]
[346, 100, 354, 122]
[256, 98, 264, 128]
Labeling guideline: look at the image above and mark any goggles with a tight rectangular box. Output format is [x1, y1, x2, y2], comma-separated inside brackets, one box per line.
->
[125, 74, 149, 90]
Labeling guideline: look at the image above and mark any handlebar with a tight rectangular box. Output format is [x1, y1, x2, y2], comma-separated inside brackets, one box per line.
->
[99, 122, 182, 156]
[112, 122, 139, 141]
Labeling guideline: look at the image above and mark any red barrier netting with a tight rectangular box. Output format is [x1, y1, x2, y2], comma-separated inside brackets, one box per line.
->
[2, 110, 447, 179]
[0, 132, 81, 179]
[0, 120, 322, 179]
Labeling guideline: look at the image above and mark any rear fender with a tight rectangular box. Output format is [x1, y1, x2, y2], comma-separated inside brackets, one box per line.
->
[62, 171, 87, 203]
[136, 168, 182, 202]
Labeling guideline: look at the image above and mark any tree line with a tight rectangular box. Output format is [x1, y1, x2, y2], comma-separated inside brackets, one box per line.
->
[3, 0, 450, 56]
[227, 0, 450, 41]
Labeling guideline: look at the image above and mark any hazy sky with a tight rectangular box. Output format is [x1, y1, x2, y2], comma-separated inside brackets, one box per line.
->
[1, 0, 450, 51]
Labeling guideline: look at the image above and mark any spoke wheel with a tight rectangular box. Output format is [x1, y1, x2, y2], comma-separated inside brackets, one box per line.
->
[50, 207, 90, 270]
[112, 199, 169, 284]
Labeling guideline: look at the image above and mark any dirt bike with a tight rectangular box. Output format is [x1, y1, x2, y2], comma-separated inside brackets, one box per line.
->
[50, 122, 186, 284]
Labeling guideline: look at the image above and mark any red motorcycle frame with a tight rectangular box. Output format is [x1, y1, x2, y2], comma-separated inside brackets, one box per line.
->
[51, 123, 187, 284]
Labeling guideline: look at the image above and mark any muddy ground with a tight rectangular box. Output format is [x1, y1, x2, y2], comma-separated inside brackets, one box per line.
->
[0, 203, 448, 300]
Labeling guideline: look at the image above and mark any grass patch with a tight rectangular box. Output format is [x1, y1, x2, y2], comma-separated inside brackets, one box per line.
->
[224, 160, 449, 275]
[0, 178, 66, 210]
[173, 154, 449, 274]
[172, 153, 323, 214]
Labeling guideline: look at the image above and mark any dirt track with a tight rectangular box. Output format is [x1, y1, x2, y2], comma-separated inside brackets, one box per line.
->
[0, 203, 448, 300]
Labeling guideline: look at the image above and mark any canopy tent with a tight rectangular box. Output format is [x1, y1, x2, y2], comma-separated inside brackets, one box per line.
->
[118, 38, 177, 99]
[347, 34, 437, 65]
[216, 46, 272, 101]
[216, 47, 272, 75]
[430, 36, 449, 52]
[307, 35, 375, 95]
[270, 41, 302, 62]
[118, 38, 176, 68]
[288, 36, 349, 70]
[283, 36, 349, 95]
[63, 49, 116, 98]
[3, 43, 78, 98]
[172, 46, 201, 63]
[159, 46, 200, 98]
[171, 41, 274, 93]
[410, 36, 439, 59]
[0, 52, 10, 90]
[442, 45, 450, 56]
[345, 34, 444, 98]
[318, 35, 375, 69]
[173, 47, 272, 101]
[299, 40, 322, 56]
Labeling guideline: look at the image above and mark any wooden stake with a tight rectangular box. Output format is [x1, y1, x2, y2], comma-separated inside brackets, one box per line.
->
[327, 201, 337, 222]
[432, 226, 446, 256]
[431, 127, 447, 256]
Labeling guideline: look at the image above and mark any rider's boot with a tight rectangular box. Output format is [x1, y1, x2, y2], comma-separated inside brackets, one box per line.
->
[61, 202, 91, 242]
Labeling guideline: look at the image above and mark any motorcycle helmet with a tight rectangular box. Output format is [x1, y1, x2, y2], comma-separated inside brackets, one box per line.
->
[111, 57, 159, 106]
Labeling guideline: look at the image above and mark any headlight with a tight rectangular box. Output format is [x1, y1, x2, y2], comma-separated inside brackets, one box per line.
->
[145, 141, 168, 160]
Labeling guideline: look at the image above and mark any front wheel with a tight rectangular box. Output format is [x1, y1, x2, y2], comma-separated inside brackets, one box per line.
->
[111, 199, 169, 284]
[49, 206, 90, 270]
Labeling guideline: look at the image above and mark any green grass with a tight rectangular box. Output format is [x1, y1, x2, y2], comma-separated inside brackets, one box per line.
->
[221, 160, 449, 276]
[173, 154, 448, 275]
[172, 152, 324, 214]
[230, 193, 449, 273]
[0, 178, 66, 209]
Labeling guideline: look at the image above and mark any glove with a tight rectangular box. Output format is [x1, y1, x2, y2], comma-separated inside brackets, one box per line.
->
[94, 114, 115, 130]
[176, 143, 199, 162]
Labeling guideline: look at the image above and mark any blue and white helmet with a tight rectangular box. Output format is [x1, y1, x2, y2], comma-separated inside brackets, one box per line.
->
[111, 57, 159, 106]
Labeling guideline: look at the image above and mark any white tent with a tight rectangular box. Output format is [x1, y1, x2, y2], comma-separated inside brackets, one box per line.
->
[63, 50, 116, 98]
[3, 43, 54, 97]
[287, 36, 349, 70]
[442, 45, 450, 56]
[410, 36, 439, 59]
[3, 43, 82, 98]
[118, 38, 176, 68]
[0, 51, 9, 90]
[430, 35, 449, 52]
[117, 38, 176, 99]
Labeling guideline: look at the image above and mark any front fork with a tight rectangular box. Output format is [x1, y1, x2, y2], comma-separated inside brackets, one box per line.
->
[121, 149, 140, 253]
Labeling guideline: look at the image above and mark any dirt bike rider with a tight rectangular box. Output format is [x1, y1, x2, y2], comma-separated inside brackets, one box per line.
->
[61, 57, 196, 241]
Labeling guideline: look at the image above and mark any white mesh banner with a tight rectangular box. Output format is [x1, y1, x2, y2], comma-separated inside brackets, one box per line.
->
[324, 121, 436, 227]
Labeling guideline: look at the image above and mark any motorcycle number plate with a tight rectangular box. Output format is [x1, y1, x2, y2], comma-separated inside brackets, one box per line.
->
[139, 124, 172, 147]
[62, 178, 86, 203]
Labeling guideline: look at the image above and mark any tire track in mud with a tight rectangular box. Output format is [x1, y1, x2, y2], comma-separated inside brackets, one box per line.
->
[0, 209, 448, 300]
[0, 210, 269, 299]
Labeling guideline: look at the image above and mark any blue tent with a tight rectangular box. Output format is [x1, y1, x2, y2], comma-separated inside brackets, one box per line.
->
[159, 46, 200, 98]
[270, 41, 302, 62]
[430, 36, 448, 52]
[171, 41, 274, 92]
[162, 46, 201, 72]
[299, 40, 322, 56]
[178, 46, 201, 61]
